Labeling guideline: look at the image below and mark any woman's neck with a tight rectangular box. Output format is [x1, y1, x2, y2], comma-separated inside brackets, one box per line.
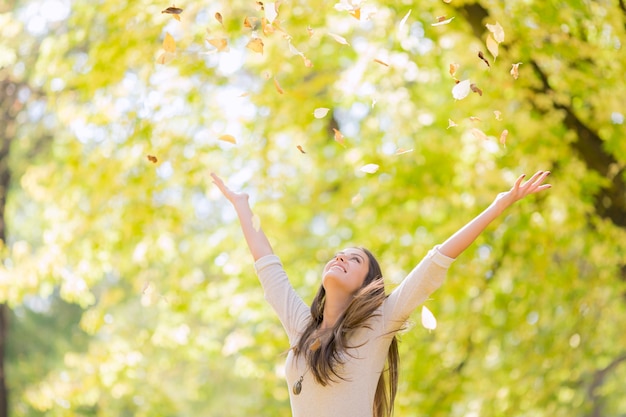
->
[321, 291, 352, 329]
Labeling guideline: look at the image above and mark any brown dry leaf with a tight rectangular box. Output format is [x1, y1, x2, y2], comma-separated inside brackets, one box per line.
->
[328, 33, 350, 45]
[499, 129, 509, 146]
[431, 16, 455, 26]
[207, 38, 229, 52]
[510, 62, 522, 79]
[449, 63, 459, 77]
[373, 58, 389, 67]
[395, 148, 414, 155]
[273, 77, 284, 94]
[215, 12, 223, 25]
[494, 110, 502, 120]
[162, 5, 183, 15]
[218, 134, 237, 144]
[486, 21, 505, 43]
[486, 34, 499, 60]
[333, 128, 346, 147]
[163, 32, 176, 53]
[470, 83, 483, 96]
[246, 38, 264, 54]
[471, 128, 488, 141]
[147, 155, 158, 163]
[478, 51, 490, 68]
[297, 145, 306, 154]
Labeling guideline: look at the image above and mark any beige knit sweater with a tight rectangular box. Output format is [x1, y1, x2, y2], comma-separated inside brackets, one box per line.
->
[254, 246, 455, 417]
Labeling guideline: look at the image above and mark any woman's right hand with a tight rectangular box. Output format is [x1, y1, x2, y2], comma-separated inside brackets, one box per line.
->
[211, 173, 250, 206]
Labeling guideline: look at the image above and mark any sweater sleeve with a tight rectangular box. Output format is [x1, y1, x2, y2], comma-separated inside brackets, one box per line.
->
[254, 254, 311, 345]
[383, 245, 455, 332]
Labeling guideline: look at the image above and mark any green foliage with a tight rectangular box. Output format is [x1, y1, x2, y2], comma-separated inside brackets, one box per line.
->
[2, 0, 625, 416]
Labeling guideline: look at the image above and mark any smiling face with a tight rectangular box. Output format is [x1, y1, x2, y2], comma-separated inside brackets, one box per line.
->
[322, 248, 370, 296]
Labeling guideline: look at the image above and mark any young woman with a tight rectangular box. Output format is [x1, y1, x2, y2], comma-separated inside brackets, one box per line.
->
[211, 170, 551, 417]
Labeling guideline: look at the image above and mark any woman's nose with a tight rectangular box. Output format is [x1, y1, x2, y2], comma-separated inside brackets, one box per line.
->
[335, 255, 345, 262]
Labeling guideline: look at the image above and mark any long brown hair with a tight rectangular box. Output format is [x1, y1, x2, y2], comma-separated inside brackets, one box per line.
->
[294, 248, 399, 417]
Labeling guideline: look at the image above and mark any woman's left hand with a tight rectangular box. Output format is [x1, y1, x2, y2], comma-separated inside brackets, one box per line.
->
[494, 171, 552, 209]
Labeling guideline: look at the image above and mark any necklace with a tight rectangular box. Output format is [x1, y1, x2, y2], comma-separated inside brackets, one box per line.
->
[292, 337, 321, 396]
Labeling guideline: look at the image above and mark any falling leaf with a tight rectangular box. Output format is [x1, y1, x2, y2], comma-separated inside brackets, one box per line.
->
[307, 25, 315, 37]
[207, 38, 229, 52]
[244, 16, 260, 30]
[510, 62, 522, 79]
[449, 63, 459, 77]
[447, 119, 457, 129]
[333, 128, 346, 147]
[163, 32, 176, 53]
[327, 33, 350, 45]
[443, 0, 452, 3]
[156, 52, 174, 65]
[470, 83, 483, 96]
[273, 77, 284, 94]
[431, 16, 455, 26]
[162, 5, 183, 15]
[215, 12, 223, 25]
[251, 214, 261, 231]
[373, 58, 389, 67]
[261, 17, 275, 36]
[478, 51, 490, 68]
[360, 163, 379, 174]
[297, 145, 306, 154]
[303, 57, 313, 67]
[421, 306, 437, 330]
[147, 155, 158, 163]
[265, 1, 278, 23]
[395, 148, 414, 155]
[314, 108, 330, 118]
[486, 21, 505, 43]
[486, 34, 499, 60]
[398, 9, 411, 32]
[499, 129, 509, 146]
[246, 38, 264, 54]
[218, 134, 237, 144]
[452, 79, 471, 100]
[494, 110, 502, 120]
[471, 128, 488, 141]
[469, 116, 481, 122]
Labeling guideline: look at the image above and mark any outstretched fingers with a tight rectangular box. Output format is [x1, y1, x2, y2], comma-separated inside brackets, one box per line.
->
[521, 171, 551, 196]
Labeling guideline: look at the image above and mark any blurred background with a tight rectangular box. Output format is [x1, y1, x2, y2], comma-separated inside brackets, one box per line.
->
[1, 0, 625, 415]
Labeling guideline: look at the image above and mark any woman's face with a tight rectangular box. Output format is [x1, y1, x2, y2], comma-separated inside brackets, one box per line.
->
[322, 248, 370, 295]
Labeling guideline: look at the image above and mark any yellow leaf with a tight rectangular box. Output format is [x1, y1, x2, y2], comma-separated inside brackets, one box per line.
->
[486, 21, 505, 43]
[499, 129, 509, 146]
[246, 38, 264, 54]
[244, 16, 260, 30]
[273, 77, 284, 94]
[215, 12, 223, 25]
[207, 38, 229, 52]
[156, 52, 174, 65]
[510, 62, 522, 79]
[333, 128, 346, 147]
[313, 108, 330, 118]
[350, 8, 361, 20]
[486, 34, 499, 60]
[431, 16, 455, 26]
[449, 63, 459, 77]
[218, 134, 237, 144]
[452, 79, 471, 100]
[327, 33, 350, 45]
[297, 145, 306, 154]
[163, 32, 176, 53]
[360, 163, 379, 174]
[447, 119, 457, 129]
[421, 306, 437, 330]
[471, 128, 488, 141]
[494, 110, 502, 120]
[395, 148, 414, 155]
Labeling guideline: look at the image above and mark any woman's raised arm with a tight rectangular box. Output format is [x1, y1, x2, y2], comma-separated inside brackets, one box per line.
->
[211, 173, 274, 261]
[438, 171, 551, 259]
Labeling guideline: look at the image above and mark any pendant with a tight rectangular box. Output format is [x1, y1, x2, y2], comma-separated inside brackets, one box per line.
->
[293, 375, 303, 395]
